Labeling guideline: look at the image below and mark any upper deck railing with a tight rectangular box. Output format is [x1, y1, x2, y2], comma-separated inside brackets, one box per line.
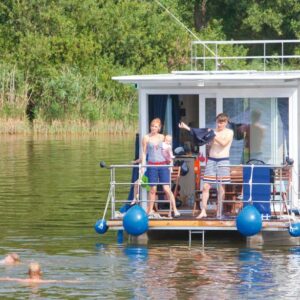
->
[191, 40, 300, 72]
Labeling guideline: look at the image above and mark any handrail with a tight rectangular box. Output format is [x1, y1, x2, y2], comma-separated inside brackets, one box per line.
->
[104, 163, 295, 220]
[216, 164, 293, 219]
[191, 40, 300, 72]
[107, 164, 173, 219]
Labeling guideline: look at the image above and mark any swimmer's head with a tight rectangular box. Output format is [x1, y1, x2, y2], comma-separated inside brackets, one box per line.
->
[28, 262, 42, 279]
[4, 253, 20, 265]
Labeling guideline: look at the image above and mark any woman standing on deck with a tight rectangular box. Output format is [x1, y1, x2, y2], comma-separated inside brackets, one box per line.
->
[142, 118, 180, 217]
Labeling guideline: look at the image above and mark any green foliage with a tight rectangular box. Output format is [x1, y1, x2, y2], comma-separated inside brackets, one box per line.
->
[0, 0, 191, 126]
[0, 0, 300, 130]
[0, 62, 29, 119]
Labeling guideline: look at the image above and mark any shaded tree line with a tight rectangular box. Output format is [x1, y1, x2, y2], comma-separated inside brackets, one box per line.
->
[0, 0, 299, 130]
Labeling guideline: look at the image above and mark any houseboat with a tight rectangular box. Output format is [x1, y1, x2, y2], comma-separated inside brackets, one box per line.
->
[99, 40, 300, 246]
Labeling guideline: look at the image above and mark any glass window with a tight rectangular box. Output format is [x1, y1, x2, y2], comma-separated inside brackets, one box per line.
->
[223, 98, 289, 165]
[205, 98, 216, 129]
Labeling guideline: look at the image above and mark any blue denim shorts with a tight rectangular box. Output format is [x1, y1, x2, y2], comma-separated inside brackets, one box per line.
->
[147, 166, 170, 186]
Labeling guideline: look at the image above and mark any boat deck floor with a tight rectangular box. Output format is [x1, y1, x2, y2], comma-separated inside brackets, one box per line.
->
[108, 214, 290, 231]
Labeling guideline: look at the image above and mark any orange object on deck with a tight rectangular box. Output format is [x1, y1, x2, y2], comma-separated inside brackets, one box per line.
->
[194, 155, 201, 190]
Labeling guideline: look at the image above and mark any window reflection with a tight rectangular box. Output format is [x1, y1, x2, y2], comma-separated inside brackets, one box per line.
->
[224, 98, 288, 165]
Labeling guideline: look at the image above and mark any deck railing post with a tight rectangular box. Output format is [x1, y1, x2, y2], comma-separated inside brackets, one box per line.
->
[111, 167, 116, 219]
[215, 44, 218, 71]
[263, 42, 266, 71]
[281, 42, 284, 72]
[203, 44, 206, 71]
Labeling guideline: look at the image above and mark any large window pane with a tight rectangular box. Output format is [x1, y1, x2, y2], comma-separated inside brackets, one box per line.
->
[223, 98, 288, 165]
[205, 98, 216, 129]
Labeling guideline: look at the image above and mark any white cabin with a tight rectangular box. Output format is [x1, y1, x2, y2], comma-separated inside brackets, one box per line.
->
[113, 40, 300, 209]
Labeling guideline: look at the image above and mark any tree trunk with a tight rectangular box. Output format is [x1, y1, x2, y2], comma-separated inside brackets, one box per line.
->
[194, 0, 207, 31]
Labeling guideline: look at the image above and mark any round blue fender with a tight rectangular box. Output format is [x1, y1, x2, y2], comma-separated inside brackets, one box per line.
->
[236, 205, 262, 236]
[289, 222, 300, 237]
[94, 219, 108, 234]
[123, 205, 148, 236]
[119, 204, 131, 213]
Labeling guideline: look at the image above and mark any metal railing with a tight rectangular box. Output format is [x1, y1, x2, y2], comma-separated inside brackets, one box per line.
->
[216, 164, 294, 219]
[103, 163, 295, 221]
[191, 40, 300, 72]
[106, 164, 173, 219]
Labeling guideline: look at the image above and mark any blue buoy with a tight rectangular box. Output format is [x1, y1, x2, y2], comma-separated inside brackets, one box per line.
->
[289, 222, 300, 237]
[117, 230, 124, 243]
[119, 204, 131, 213]
[94, 219, 108, 234]
[236, 205, 262, 236]
[123, 205, 148, 236]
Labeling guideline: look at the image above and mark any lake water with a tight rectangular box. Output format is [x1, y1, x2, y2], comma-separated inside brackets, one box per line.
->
[1, 135, 300, 299]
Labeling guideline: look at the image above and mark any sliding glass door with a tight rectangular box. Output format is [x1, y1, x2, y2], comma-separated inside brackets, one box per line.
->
[223, 98, 288, 165]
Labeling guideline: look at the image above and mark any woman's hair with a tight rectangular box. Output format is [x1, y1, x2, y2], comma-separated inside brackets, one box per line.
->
[150, 118, 162, 128]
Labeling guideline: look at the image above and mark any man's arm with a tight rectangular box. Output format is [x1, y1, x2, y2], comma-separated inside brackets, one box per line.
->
[178, 122, 190, 131]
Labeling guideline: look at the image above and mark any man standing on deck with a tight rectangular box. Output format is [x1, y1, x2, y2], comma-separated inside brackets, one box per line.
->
[179, 113, 233, 219]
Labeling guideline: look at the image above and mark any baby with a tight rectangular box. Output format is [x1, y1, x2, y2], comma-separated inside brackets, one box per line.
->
[162, 134, 174, 165]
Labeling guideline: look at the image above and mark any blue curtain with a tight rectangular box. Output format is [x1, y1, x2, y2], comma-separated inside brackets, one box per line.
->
[148, 94, 180, 150]
[171, 95, 180, 149]
[148, 95, 168, 132]
[127, 133, 139, 201]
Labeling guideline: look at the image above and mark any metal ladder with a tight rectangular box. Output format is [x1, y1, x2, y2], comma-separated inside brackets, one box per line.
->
[188, 230, 205, 248]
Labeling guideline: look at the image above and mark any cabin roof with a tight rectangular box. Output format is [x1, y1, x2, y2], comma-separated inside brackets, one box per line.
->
[112, 70, 300, 88]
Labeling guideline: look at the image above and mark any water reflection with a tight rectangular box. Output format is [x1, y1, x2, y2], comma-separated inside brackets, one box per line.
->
[1, 136, 300, 298]
[123, 245, 149, 261]
[237, 249, 275, 297]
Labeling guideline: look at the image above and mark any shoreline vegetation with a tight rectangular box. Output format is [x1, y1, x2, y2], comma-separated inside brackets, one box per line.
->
[0, 118, 138, 135]
[1, 1, 299, 135]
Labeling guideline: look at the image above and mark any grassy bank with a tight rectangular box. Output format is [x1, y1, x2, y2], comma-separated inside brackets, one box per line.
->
[0, 118, 138, 135]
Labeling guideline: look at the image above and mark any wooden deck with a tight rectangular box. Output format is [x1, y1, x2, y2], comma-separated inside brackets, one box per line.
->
[107, 217, 290, 232]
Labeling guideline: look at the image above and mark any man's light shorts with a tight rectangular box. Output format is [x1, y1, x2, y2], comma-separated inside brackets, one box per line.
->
[203, 157, 231, 184]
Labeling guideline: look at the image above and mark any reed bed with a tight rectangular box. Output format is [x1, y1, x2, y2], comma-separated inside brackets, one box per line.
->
[0, 118, 138, 135]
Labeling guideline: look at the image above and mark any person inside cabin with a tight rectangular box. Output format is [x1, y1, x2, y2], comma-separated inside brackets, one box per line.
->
[179, 113, 233, 219]
[243, 109, 265, 162]
[0, 253, 20, 265]
[231, 109, 265, 163]
[141, 118, 180, 218]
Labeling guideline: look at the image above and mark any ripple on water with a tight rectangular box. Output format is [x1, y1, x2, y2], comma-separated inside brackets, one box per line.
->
[1, 136, 300, 298]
